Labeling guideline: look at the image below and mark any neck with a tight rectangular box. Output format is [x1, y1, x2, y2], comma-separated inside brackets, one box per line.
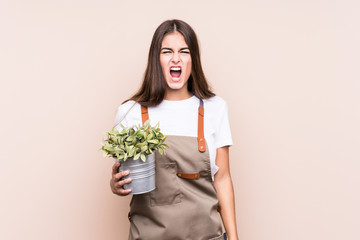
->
[164, 89, 193, 101]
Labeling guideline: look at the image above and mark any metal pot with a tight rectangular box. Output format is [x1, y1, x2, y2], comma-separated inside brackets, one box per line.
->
[116, 153, 155, 195]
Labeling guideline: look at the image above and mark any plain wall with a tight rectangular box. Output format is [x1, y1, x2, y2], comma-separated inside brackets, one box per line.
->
[1, 0, 359, 239]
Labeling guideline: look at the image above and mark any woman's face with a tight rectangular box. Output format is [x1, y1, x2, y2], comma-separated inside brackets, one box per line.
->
[160, 31, 192, 99]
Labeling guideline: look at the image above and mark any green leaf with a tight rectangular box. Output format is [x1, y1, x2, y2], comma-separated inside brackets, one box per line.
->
[129, 147, 136, 157]
[126, 136, 135, 142]
[147, 139, 159, 144]
[134, 153, 141, 160]
[140, 145, 148, 152]
[103, 145, 114, 152]
[136, 131, 144, 139]
[140, 154, 146, 162]
[120, 128, 127, 135]
[143, 119, 150, 129]
[135, 147, 140, 153]
[147, 133, 154, 140]
[125, 145, 130, 153]
[136, 141, 147, 148]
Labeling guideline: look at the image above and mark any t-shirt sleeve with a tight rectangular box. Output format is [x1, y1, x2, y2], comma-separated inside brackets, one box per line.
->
[113, 101, 137, 130]
[114, 105, 128, 131]
[215, 100, 233, 148]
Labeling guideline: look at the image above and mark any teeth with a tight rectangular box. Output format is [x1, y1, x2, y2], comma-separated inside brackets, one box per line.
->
[170, 67, 181, 71]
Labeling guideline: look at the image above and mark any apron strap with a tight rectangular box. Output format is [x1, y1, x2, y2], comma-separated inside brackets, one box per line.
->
[197, 99, 206, 152]
[141, 105, 149, 125]
[140, 97, 206, 153]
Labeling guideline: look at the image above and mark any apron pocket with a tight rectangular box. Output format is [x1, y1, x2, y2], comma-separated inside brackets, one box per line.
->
[149, 163, 182, 206]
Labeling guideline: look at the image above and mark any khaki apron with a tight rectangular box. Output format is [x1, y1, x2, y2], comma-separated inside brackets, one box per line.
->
[128, 99, 226, 240]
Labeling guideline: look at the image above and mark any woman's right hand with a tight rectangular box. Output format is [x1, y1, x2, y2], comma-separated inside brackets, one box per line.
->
[110, 162, 132, 196]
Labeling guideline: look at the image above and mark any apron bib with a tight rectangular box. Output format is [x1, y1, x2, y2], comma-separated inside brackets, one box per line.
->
[128, 99, 225, 240]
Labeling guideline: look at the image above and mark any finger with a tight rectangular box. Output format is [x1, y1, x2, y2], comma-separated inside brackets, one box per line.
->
[113, 170, 130, 181]
[117, 187, 132, 196]
[115, 177, 133, 188]
[110, 178, 132, 195]
[112, 162, 121, 175]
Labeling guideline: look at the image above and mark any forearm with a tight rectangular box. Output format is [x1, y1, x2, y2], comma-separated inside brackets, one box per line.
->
[214, 174, 238, 240]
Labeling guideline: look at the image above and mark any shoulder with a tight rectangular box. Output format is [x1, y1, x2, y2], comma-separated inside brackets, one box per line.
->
[203, 96, 228, 112]
[116, 100, 138, 114]
[114, 100, 141, 126]
[202, 95, 231, 132]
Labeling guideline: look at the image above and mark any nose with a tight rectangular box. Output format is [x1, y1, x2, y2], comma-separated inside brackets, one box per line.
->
[171, 52, 180, 64]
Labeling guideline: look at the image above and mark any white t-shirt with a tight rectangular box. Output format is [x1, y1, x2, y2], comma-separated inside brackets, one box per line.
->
[114, 95, 233, 180]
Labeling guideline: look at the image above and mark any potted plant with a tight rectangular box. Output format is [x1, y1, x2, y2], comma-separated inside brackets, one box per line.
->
[101, 120, 168, 194]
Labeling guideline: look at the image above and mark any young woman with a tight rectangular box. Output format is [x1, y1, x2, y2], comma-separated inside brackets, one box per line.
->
[110, 19, 238, 240]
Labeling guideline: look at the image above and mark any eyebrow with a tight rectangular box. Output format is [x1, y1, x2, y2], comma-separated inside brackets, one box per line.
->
[161, 47, 190, 51]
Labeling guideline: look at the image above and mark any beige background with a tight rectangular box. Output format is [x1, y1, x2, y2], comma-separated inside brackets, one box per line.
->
[1, 0, 359, 240]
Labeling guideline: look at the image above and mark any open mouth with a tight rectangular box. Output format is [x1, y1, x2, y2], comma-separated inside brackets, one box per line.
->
[170, 66, 181, 79]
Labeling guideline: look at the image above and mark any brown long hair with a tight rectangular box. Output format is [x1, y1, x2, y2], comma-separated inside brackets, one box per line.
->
[127, 19, 215, 107]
